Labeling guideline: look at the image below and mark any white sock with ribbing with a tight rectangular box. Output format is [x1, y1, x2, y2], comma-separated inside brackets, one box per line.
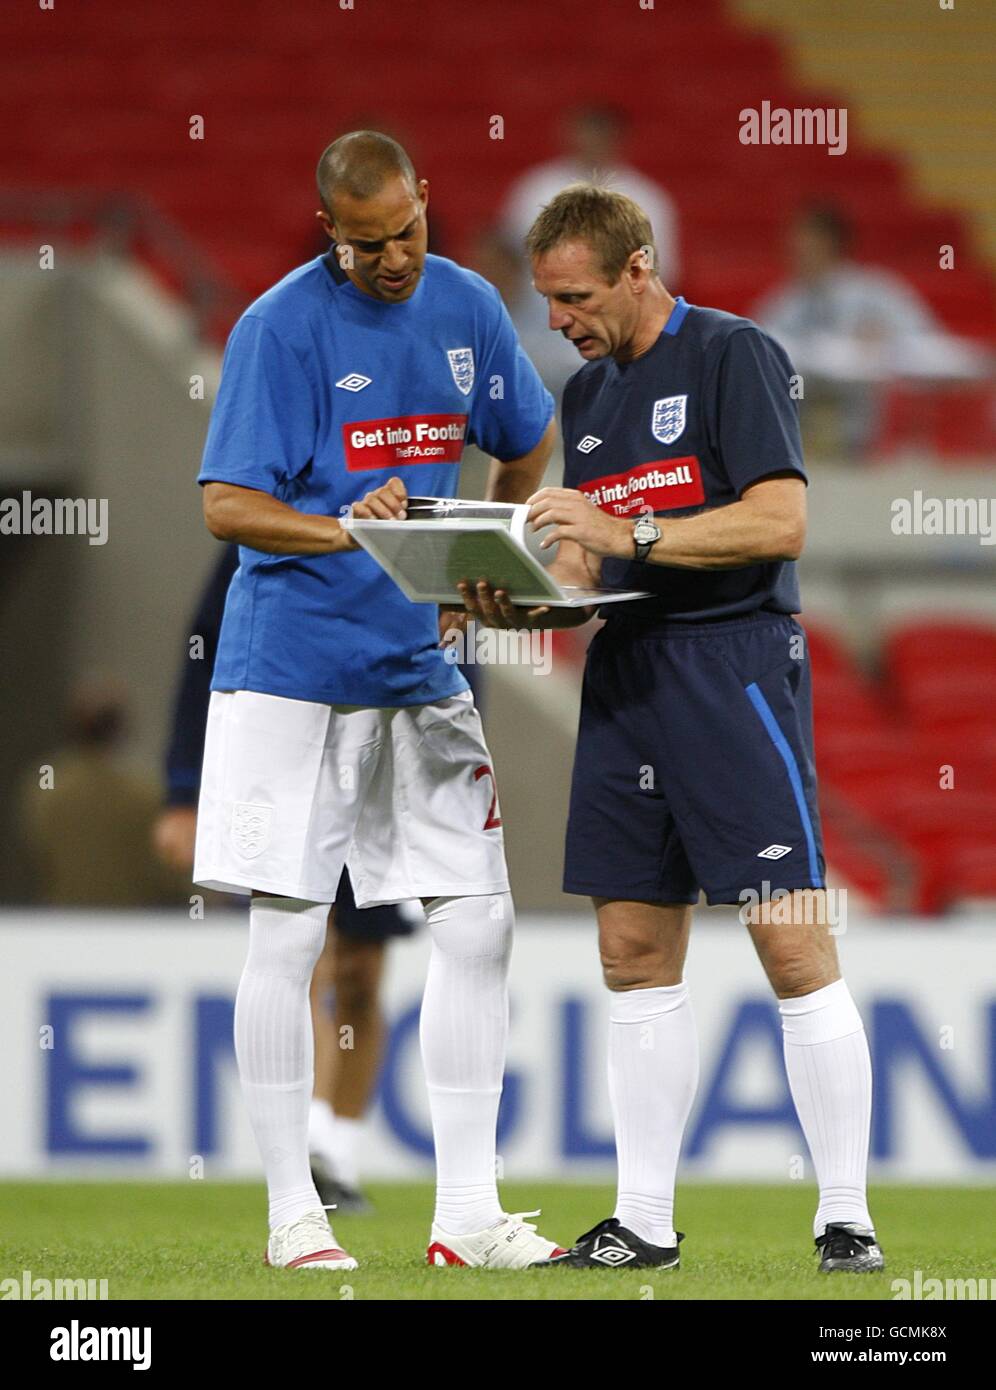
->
[779, 978, 874, 1237]
[419, 893, 513, 1235]
[610, 982, 699, 1247]
[235, 897, 329, 1233]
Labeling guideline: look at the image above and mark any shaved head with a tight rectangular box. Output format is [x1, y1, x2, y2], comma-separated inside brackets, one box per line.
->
[316, 130, 417, 216]
[314, 130, 429, 303]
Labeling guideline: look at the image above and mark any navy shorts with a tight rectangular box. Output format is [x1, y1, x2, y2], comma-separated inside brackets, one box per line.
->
[564, 611, 825, 906]
[333, 867, 417, 943]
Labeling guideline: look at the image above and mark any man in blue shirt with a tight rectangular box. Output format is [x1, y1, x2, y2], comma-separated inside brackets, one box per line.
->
[154, 543, 420, 1215]
[462, 185, 882, 1276]
[194, 131, 564, 1271]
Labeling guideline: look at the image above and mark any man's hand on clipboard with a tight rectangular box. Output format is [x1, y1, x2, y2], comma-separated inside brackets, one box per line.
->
[351, 476, 409, 521]
[526, 486, 631, 559]
[454, 580, 552, 632]
[438, 604, 471, 650]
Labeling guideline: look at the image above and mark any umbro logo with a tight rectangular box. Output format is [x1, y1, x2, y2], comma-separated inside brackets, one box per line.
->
[757, 844, 793, 860]
[336, 373, 371, 392]
[590, 1241, 637, 1266]
[577, 435, 602, 454]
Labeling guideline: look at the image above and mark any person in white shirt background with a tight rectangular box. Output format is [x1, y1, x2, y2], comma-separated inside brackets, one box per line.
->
[501, 105, 679, 280]
[496, 105, 680, 403]
[753, 203, 987, 458]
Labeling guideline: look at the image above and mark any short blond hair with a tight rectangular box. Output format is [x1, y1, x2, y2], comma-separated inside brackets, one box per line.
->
[525, 183, 656, 282]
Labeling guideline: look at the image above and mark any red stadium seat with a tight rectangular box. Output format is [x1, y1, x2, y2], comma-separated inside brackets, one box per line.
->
[912, 832, 996, 913]
[875, 385, 996, 459]
[882, 621, 996, 727]
[2, 0, 992, 345]
[807, 626, 895, 737]
[2, 2, 990, 923]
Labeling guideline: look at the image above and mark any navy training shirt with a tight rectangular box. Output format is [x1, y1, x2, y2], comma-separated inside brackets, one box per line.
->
[198, 251, 553, 706]
[561, 297, 807, 622]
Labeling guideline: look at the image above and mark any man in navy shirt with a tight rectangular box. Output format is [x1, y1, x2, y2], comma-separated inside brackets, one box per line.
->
[194, 131, 564, 1271]
[463, 185, 882, 1275]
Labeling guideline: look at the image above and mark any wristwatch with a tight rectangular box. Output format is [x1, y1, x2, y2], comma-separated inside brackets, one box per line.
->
[632, 515, 662, 561]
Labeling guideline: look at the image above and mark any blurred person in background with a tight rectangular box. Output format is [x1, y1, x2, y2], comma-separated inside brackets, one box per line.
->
[18, 677, 185, 907]
[501, 104, 679, 283]
[469, 227, 580, 403]
[154, 544, 421, 1213]
[752, 203, 985, 458]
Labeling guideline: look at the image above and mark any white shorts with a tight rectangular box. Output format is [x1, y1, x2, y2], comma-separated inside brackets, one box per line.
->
[193, 689, 509, 906]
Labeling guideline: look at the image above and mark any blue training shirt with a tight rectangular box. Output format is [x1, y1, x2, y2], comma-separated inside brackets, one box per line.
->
[198, 251, 554, 706]
[562, 297, 807, 622]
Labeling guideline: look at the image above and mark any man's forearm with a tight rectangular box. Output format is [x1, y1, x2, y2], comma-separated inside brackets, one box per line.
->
[202, 483, 355, 555]
[638, 500, 805, 570]
[485, 418, 556, 504]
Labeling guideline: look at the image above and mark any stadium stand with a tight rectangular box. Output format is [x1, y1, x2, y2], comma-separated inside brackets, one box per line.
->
[1, 0, 993, 338]
[810, 619, 996, 912]
[549, 615, 996, 915]
[0, 0, 992, 913]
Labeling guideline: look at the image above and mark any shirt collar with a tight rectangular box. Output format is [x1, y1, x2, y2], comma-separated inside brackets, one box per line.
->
[663, 295, 690, 336]
[321, 249, 426, 309]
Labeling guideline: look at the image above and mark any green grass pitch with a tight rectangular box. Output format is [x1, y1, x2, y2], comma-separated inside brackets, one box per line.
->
[1, 1182, 992, 1301]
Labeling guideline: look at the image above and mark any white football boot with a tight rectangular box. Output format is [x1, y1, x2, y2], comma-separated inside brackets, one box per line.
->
[427, 1210, 567, 1268]
[264, 1209, 358, 1271]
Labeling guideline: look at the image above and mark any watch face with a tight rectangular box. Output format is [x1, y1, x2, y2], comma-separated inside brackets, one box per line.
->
[634, 518, 661, 543]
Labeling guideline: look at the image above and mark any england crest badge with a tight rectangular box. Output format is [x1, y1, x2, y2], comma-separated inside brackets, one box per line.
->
[447, 347, 475, 396]
[232, 802, 272, 859]
[651, 394, 687, 445]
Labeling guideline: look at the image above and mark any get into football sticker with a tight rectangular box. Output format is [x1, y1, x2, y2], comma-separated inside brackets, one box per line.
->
[343, 414, 468, 470]
[579, 456, 706, 517]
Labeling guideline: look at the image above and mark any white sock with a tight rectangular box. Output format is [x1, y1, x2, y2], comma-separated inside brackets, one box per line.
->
[610, 983, 699, 1247]
[308, 1102, 363, 1188]
[420, 893, 512, 1235]
[235, 897, 329, 1233]
[308, 1098, 337, 1163]
[779, 978, 874, 1237]
[329, 1115, 363, 1189]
